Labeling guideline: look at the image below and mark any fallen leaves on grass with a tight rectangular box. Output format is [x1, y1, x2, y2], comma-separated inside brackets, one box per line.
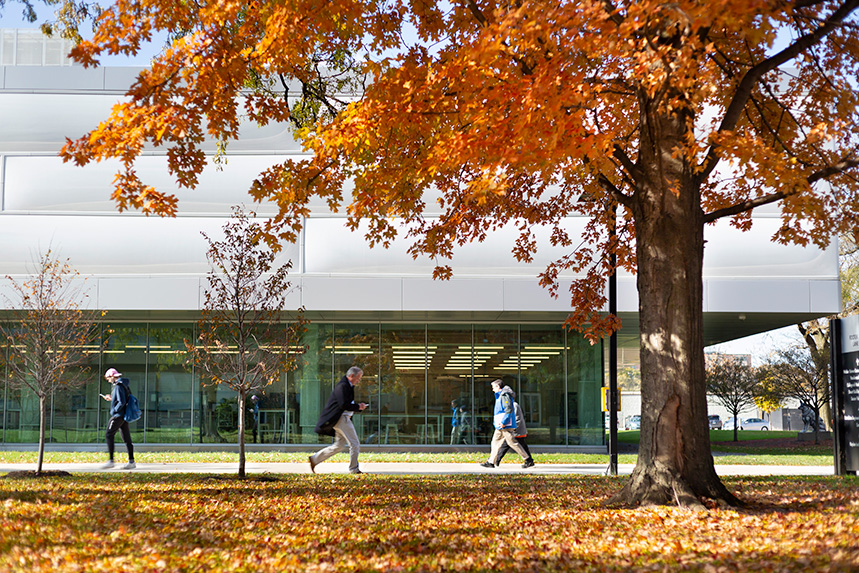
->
[0, 475, 857, 572]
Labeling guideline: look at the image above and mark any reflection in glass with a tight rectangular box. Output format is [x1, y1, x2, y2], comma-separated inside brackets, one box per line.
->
[294, 323, 333, 444]
[332, 325, 380, 443]
[379, 325, 426, 445]
[471, 325, 519, 444]
[48, 332, 101, 444]
[0, 320, 604, 447]
[427, 325, 472, 445]
[145, 324, 193, 444]
[518, 325, 566, 445]
[567, 332, 603, 445]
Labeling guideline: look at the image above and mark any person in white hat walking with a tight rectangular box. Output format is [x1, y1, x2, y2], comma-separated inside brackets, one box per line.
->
[100, 368, 136, 469]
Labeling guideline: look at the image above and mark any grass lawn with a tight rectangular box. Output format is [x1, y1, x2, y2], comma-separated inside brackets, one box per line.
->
[0, 430, 834, 466]
[0, 473, 857, 572]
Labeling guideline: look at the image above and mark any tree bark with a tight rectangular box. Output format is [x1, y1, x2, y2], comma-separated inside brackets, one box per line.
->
[610, 97, 740, 508]
[798, 320, 832, 430]
[238, 392, 246, 478]
[36, 395, 47, 476]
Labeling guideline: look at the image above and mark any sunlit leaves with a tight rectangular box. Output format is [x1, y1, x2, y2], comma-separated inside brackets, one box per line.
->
[0, 474, 857, 571]
[58, 0, 859, 338]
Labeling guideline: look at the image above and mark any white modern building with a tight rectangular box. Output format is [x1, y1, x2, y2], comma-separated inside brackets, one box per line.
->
[0, 30, 841, 450]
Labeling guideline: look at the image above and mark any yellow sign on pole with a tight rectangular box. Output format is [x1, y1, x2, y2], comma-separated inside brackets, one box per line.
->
[601, 387, 621, 412]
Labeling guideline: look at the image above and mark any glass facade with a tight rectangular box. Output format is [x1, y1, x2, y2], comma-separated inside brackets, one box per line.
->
[0, 321, 604, 447]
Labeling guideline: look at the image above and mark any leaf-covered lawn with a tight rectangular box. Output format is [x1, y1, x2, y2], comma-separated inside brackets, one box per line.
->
[1, 474, 857, 572]
[0, 446, 833, 466]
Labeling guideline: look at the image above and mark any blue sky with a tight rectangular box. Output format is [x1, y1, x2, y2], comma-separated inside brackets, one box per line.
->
[0, 2, 165, 65]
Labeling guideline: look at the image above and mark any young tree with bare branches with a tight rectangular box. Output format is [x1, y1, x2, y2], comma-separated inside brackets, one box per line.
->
[185, 208, 306, 478]
[705, 354, 762, 443]
[762, 345, 831, 445]
[1, 250, 103, 475]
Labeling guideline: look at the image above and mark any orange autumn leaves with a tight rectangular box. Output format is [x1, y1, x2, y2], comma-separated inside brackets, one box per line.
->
[59, 1, 859, 345]
[1, 474, 858, 572]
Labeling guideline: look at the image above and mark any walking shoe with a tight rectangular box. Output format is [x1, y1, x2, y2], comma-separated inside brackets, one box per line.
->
[308, 455, 317, 474]
[522, 458, 535, 469]
[122, 462, 136, 470]
[350, 469, 363, 474]
[479, 462, 495, 468]
[101, 461, 115, 469]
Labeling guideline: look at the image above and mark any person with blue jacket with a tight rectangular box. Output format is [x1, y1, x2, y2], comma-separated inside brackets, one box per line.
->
[479, 380, 532, 468]
[494, 388, 535, 468]
[100, 368, 136, 470]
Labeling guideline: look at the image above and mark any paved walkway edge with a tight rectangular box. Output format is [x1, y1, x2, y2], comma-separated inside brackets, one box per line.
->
[0, 462, 836, 476]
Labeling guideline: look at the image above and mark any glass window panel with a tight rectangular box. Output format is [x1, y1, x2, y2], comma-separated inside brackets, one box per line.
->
[517, 325, 567, 445]
[379, 324, 426, 445]
[471, 325, 519, 444]
[103, 324, 148, 442]
[196, 383, 241, 444]
[293, 323, 333, 444]
[191, 320, 300, 445]
[426, 325, 474, 445]
[564, 330, 603, 445]
[332, 324, 379, 443]
[16, 31, 43, 65]
[1, 321, 104, 444]
[48, 334, 102, 444]
[0, 319, 604, 448]
[252, 372, 286, 444]
[4, 382, 38, 443]
[44, 38, 67, 66]
[1, 345, 5, 442]
[144, 324, 194, 444]
[1, 31, 15, 66]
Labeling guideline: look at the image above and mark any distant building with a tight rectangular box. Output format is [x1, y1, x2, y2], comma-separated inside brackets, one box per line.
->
[0, 29, 79, 66]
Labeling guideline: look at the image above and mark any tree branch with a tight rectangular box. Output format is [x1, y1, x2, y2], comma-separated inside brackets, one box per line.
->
[703, 191, 787, 223]
[698, 0, 859, 184]
[704, 153, 859, 222]
[808, 156, 859, 184]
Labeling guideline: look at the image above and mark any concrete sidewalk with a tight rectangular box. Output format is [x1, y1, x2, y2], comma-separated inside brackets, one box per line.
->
[0, 461, 836, 476]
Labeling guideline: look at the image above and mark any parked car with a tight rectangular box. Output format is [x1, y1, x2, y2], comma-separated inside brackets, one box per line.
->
[708, 415, 722, 430]
[739, 417, 769, 431]
[625, 415, 641, 430]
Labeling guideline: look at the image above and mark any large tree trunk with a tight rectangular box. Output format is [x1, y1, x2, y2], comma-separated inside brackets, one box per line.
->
[798, 320, 832, 430]
[611, 97, 740, 509]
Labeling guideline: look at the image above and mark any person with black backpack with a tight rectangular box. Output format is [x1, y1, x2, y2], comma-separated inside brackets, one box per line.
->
[100, 368, 137, 470]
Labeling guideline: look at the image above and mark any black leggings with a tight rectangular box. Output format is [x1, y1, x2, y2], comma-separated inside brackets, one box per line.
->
[106, 416, 135, 462]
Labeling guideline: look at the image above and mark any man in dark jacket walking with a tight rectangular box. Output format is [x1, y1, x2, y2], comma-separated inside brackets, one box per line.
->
[309, 366, 368, 474]
[100, 367, 136, 470]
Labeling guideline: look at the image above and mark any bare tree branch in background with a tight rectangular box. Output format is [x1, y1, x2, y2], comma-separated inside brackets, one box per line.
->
[1, 250, 104, 475]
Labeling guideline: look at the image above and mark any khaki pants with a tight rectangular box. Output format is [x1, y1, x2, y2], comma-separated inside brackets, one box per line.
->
[310, 413, 361, 472]
[488, 428, 528, 463]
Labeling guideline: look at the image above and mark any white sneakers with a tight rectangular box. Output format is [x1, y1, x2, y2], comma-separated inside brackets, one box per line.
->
[101, 460, 136, 470]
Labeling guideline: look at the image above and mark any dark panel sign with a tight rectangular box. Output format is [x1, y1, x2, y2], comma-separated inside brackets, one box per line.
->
[831, 316, 859, 475]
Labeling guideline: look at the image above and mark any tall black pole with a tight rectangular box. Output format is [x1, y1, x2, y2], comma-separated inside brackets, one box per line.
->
[831, 318, 846, 475]
[608, 204, 618, 475]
